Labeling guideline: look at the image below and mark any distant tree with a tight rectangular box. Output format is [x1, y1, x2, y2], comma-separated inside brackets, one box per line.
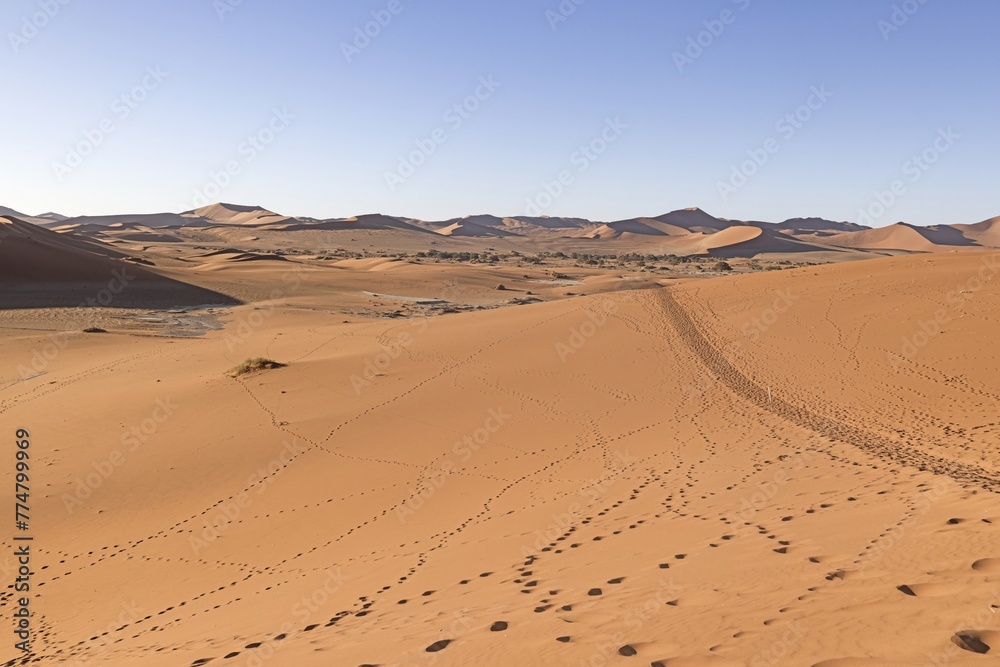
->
[713, 261, 734, 272]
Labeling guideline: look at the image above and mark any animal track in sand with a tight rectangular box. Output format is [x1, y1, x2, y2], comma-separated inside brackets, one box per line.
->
[896, 583, 958, 598]
[425, 639, 452, 652]
[973, 557, 1000, 573]
[952, 630, 997, 654]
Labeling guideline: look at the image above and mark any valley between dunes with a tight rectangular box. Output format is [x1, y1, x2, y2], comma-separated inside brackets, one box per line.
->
[2, 250, 1000, 666]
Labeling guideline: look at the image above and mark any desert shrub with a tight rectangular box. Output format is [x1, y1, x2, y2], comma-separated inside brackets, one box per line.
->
[228, 358, 286, 377]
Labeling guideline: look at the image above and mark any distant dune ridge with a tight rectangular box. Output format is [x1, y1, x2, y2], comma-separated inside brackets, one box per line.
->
[0, 214, 238, 308]
[6, 203, 1000, 258]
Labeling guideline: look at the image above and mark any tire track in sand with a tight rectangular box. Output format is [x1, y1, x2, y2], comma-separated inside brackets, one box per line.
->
[653, 289, 1000, 492]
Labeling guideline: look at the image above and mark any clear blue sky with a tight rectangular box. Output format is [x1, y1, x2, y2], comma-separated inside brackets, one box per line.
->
[1, 0, 996, 225]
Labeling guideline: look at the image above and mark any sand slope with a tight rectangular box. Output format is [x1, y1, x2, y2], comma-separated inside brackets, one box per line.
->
[953, 216, 1000, 246]
[653, 208, 736, 233]
[2, 251, 999, 665]
[436, 220, 521, 237]
[584, 218, 693, 239]
[184, 203, 293, 227]
[0, 215, 237, 308]
[820, 222, 993, 252]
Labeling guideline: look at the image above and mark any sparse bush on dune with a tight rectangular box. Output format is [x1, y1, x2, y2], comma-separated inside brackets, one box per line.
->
[228, 358, 286, 377]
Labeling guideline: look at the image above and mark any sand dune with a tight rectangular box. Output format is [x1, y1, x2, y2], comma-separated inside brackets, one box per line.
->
[700, 226, 842, 257]
[45, 213, 215, 230]
[1, 214, 135, 281]
[695, 225, 764, 252]
[195, 249, 291, 262]
[2, 243, 999, 665]
[35, 211, 69, 222]
[821, 223, 947, 252]
[584, 222, 842, 259]
[436, 220, 521, 237]
[0, 206, 27, 218]
[953, 216, 1000, 246]
[0, 215, 237, 308]
[0, 207, 69, 226]
[15, 202, 1000, 260]
[508, 215, 595, 230]
[289, 213, 435, 234]
[584, 218, 693, 239]
[653, 207, 738, 233]
[763, 217, 867, 233]
[423, 215, 592, 235]
[184, 203, 293, 227]
[818, 221, 1000, 253]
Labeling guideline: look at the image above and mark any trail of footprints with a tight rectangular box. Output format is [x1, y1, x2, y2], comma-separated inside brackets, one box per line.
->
[12, 290, 999, 665]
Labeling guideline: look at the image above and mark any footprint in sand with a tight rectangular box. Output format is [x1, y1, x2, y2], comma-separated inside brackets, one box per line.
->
[972, 558, 1000, 573]
[896, 583, 958, 598]
[952, 630, 996, 654]
[425, 640, 452, 653]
